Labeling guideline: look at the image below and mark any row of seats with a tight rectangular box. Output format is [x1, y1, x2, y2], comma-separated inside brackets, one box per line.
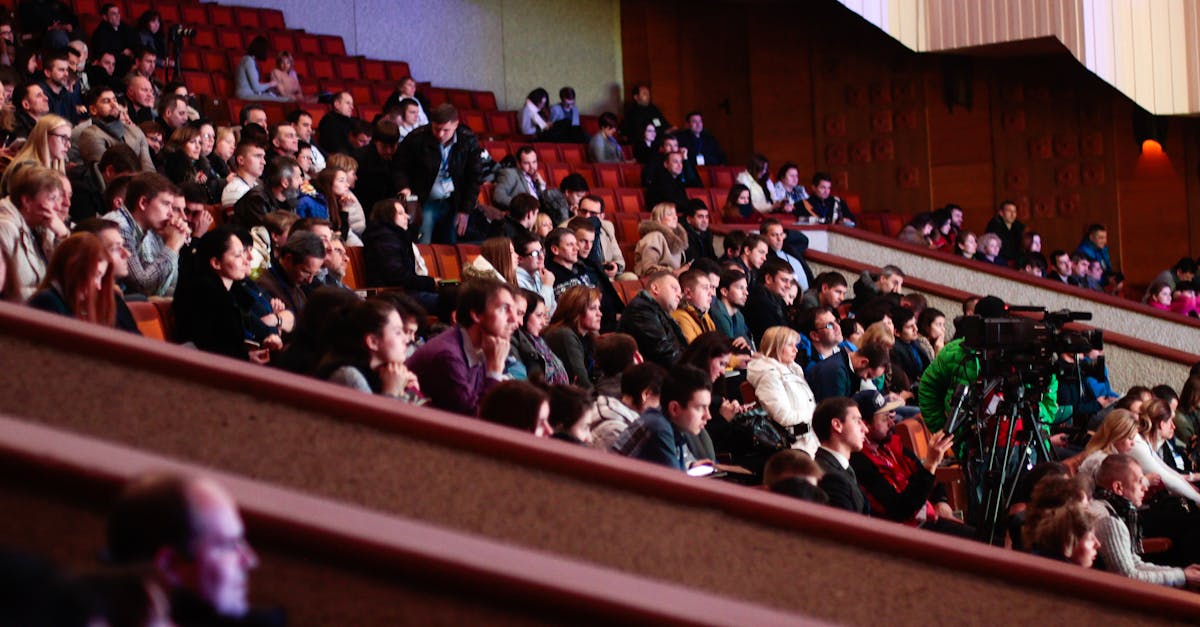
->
[72, 0, 284, 31]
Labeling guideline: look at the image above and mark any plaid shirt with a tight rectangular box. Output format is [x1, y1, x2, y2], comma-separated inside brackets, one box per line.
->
[104, 206, 178, 297]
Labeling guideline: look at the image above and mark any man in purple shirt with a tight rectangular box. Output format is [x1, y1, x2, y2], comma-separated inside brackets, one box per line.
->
[407, 279, 520, 416]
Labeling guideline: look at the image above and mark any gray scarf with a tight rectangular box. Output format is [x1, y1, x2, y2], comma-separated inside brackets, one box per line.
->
[95, 116, 126, 141]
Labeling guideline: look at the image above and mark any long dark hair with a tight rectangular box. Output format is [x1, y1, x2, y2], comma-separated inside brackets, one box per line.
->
[316, 298, 397, 392]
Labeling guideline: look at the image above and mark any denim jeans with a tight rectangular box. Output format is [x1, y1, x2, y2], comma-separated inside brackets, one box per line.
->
[419, 198, 457, 244]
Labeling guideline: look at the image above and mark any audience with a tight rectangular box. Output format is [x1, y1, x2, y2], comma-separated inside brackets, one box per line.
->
[11, 13, 1200, 608]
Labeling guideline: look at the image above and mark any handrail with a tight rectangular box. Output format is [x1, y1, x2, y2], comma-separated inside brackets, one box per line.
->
[712, 221, 1200, 330]
[0, 301, 1198, 619]
[804, 248, 1200, 367]
[0, 415, 808, 625]
[709, 223, 1200, 366]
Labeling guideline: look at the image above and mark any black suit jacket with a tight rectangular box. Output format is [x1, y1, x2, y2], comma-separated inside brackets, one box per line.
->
[816, 448, 870, 515]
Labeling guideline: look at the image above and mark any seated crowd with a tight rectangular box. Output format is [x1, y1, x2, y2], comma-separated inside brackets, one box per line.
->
[899, 199, 1200, 318]
[4, 4, 1200, 624]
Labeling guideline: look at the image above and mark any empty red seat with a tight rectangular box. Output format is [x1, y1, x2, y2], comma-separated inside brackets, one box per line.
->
[472, 91, 497, 110]
[270, 32, 296, 55]
[424, 87, 447, 106]
[157, 4, 181, 24]
[348, 83, 372, 105]
[217, 29, 245, 51]
[335, 58, 361, 80]
[291, 57, 312, 80]
[193, 25, 218, 49]
[358, 105, 381, 122]
[179, 50, 202, 72]
[709, 188, 731, 213]
[233, 7, 261, 29]
[685, 188, 709, 204]
[486, 111, 516, 136]
[533, 143, 560, 164]
[310, 58, 335, 80]
[201, 51, 228, 74]
[711, 167, 737, 188]
[460, 110, 486, 134]
[181, 5, 207, 25]
[371, 84, 393, 105]
[362, 60, 387, 82]
[209, 6, 234, 27]
[211, 75, 231, 97]
[593, 164, 621, 189]
[320, 36, 346, 56]
[385, 62, 411, 81]
[182, 72, 212, 96]
[546, 163, 572, 187]
[297, 34, 321, 56]
[581, 115, 600, 137]
[260, 10, 286, 30]
[573, 168, 596, 187]
[559, 144, 585, 165]
[74, 0, 101, 16]
[618, 164, 642, 187]
[615, 188, 644, 214]
[447, 90, 473, 110]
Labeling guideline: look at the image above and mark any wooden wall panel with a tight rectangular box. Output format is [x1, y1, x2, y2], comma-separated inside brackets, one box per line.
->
[747, 19, 816, 178]
[620, 0, 1200, 282]
[1113, 97, 1192, 286]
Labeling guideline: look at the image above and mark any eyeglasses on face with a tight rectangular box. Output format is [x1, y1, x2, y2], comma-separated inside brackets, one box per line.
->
[521, 249, 544, 258]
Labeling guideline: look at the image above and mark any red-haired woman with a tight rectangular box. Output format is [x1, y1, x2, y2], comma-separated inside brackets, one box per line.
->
[28, 232, 116, 327]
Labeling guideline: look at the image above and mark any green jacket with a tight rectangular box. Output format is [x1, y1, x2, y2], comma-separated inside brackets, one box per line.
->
[918, 338, 1058, 436]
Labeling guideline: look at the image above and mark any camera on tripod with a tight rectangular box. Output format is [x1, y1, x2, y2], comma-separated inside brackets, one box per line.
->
[957, 307, 1102, 381]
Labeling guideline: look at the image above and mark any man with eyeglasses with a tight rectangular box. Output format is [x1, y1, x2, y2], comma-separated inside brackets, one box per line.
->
[571, 194, 625, 278]
[848, 390, 972, 536]
[255, 230, 326, 315]
[797, 305, 843, 370]
[513, 229, 556, 317]
[75, 87, 155, 172]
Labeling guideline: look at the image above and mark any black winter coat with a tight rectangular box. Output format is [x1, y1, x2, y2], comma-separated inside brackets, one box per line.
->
[361, 219, 437, 292]
[394, 125, 483, 217]
[618, 291, 686, 368]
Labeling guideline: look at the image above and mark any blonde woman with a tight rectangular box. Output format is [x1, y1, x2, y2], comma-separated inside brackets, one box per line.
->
[2, 114, 71, 195]
[747, 325, 818, 455]
[634, 202, 689, 276]
[269, 51, 304, 102]
[463, 237, 518, 285]
[1076, 409, 1140, 483]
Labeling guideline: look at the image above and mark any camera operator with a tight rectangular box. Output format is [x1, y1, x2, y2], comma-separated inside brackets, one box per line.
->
[918, 295, 1059, 443]
[1055, 346, 1118, 455]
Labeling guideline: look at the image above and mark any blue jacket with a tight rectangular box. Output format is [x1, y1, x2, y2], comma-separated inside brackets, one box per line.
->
[1075, 238, 1112, 272]
[612, 408, 688, 471]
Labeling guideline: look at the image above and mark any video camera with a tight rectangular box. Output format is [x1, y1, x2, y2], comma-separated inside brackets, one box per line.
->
[957, 307, 1102, 382]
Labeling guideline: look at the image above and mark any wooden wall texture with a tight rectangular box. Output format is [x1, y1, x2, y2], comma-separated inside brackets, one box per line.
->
[620, 0, 1200, 286]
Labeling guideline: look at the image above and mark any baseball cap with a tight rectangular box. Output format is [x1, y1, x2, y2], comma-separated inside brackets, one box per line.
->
[853, 389, 903, 420]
